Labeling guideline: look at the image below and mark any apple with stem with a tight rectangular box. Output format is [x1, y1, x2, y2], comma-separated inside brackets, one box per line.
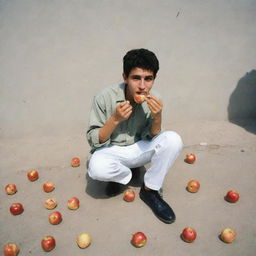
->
[76, 233, 92, 248]
[44, 198, 57, 210]
[48, 211, 62, 225]
[10, 203, 24, 215]
[220, 228, 237, 243]
[3, 243, 19, 256]
[27, 170, 39, 181]
[186, 180, 200, 193]
[225, 190, 239, 203]
[67, 197, 80, 210]
[181, 227, 197, 243]
[5, 184, 17, 195]
[185, 153, 196, 164]
[123, 189, 135, 202]
[43, 181, 55, 193]
[71, 157, 80, 167]
[41, 236, 56, 252]
[131, 232, 147, 248]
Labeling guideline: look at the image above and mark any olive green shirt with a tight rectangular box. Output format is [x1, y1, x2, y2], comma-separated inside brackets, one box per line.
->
[86, 83, 155, 152]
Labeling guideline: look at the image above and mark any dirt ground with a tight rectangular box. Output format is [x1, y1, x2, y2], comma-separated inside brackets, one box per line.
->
[1, 120, 256, 256]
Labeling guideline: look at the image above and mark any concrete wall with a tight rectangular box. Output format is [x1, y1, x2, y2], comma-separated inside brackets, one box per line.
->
[1, 0, 256, 138]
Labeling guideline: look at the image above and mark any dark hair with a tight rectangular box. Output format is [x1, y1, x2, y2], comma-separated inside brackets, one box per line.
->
[123, 48, 159, 78]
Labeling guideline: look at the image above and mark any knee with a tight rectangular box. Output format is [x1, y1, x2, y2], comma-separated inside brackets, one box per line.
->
[161, 131, 183, 152]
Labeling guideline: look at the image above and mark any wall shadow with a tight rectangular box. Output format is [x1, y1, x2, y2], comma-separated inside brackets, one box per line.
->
[228, 70, 256, 134]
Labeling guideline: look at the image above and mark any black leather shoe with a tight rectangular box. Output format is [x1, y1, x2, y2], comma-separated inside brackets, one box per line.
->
[105, 182, 124, 197]
[139, 185, 176, 224]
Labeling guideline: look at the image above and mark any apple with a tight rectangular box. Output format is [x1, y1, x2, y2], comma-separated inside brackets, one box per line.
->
[67, 197, 80, 210]
[181, 227, 197, 243]
[185, 153, 196, 164]
[186, 180, 200, 193]
[134, 94, 146, 104]
[220, 228, 237, 243]
[43, 181, 55, 193]
[3, 243, 19, 256]
[5, 184, 17, 195]
[48, 211, 62, 225]
[131, 232, 147, 248]
[44, 198, 57, 210]
[41, 236, 56, 252]
[10, 203, 24, 215]
[71, 157, 80, 167]
[76, 233, 92, 248]
[123, 189, 135, 202]
[225, 190, 239, 203]
[27, 170, 39, 181]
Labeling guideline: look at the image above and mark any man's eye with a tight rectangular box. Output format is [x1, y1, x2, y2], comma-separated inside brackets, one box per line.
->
[132, 76, 141, 80]
[145, 77, 153, 81]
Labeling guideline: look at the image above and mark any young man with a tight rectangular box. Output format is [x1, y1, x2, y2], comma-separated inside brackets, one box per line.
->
[86, 48, 183, 224]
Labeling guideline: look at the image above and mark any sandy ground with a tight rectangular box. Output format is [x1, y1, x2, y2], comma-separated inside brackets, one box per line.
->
[1, 120, 256, 256]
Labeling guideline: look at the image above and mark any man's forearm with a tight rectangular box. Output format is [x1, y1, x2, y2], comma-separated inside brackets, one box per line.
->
[150, 115, 162, 137]
[99, 115, 120, 143]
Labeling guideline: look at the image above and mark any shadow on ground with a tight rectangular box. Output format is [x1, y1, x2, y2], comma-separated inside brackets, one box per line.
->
[228, 70, 256, 134]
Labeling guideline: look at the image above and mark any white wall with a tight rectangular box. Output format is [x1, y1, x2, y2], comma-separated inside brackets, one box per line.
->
[1, 0, 255, 138]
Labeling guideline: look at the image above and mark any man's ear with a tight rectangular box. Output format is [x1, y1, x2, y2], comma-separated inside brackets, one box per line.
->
[122, 72, 127, 82]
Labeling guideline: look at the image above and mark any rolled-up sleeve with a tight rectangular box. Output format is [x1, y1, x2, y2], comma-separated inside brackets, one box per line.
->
[86, 95, 111, 150]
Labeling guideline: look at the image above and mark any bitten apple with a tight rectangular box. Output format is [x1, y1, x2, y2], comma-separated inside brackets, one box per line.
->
[27, 170, 39, 181]
[131, 232, 147, 248]
[71, 157, 80, 167]
[181, 227, 197, 243]
[41, 236, 56, 252]
[5, 184, 17, 195]
[44, 198, 57, 210]
[225, 190, 239, 203]
[67, 197, 80, 210]
[123, 189, 135, 202]
[134, 94, 146, 104]
[76, 233, 92, 248]
[186, 180, 200, 193]
[48, 211, 62, 225]
[10, 203, 24, 215]
[185, 153, 196, 164]
[220, 228, 237, 243]
[3, 243, 19, 256]
[43, 181, 55, 193]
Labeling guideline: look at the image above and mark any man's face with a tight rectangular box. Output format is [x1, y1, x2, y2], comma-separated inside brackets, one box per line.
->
[123, 67, 155, 101]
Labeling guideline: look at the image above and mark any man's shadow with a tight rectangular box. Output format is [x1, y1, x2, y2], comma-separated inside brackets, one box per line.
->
[85, 158, 147, 199]
[227, 70, 256, 134]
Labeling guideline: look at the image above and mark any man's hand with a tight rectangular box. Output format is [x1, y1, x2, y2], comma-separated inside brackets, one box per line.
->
[113, 101, 133, 124]
[145, 95, 163, 119]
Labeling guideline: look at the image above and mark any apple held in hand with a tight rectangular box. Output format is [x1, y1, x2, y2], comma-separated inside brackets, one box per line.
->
[43, 181, 55, 193]
[3, 243, 20, 256]
[44, 198, 57, 210]
[10, 203, 24, 215]
[27, 170, 39, 181]
[76, 233, 92, 249]
[41, 236, 56, 252]
[123, 189, 135, 202]
[181, 227, 197, 243]
[220, 228, 237, 243]
[71, 157, 80, 167]
[134, 94, 146, 104]
[5, 184, 17, 195]
[185, 153, 196, 164]
[131, 232, 147, 248]
[225, 190, 239, 203]
[48, 211, 62, 225]
[186, 180, 200, 193]
[67, 197, 80, 210]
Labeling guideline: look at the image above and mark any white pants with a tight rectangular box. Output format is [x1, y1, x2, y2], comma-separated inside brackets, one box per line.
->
[88, 131, 183, 190]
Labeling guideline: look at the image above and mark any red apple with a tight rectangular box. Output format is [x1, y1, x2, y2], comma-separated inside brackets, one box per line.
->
[187, 180, 200, 193]
[131, 232, 147, 248]
[10, 203, 24, 215]
[48, 211, 62, 225]
[220, 228, 237, 243]
[41, 236, 56, 252]
[123, 189, 135, 202]
[76, 233, 92, 248]
[185, 153, 196, 164]
[44, 198, 57, 210]
[27, 170, 39, 181]
[225, 190, 239, 203]
[134, 94, 146, 104]
[181, 227, 197, 243]
[43, 181, 55, 193]
[67, 197, 80, 210]
[71, 157, 80, 167]
[5, 184, 17, 195]
[3, 243, 19, 256]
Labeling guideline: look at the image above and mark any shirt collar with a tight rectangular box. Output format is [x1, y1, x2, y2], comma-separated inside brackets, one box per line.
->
[116, 83, 127, 103]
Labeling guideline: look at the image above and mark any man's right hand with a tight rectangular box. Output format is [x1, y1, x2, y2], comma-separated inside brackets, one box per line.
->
[113, 101, 133, 124]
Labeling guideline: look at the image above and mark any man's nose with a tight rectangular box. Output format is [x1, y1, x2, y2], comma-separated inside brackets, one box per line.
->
[138, 79, 146, 89]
